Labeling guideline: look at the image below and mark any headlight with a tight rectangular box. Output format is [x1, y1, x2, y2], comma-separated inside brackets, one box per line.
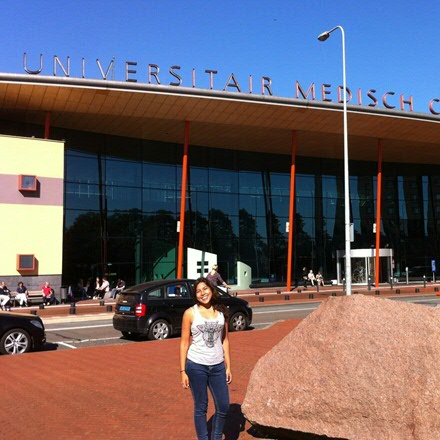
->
[30, 319, 44, 330]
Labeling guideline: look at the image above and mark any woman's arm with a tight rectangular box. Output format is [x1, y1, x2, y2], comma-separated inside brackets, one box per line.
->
[180, 308, 193, 389]
[216, 273, 230, 289]
[222, 325, 232, 384]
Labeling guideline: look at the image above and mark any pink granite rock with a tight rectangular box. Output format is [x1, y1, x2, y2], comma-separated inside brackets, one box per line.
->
[242, 294, 440, 440]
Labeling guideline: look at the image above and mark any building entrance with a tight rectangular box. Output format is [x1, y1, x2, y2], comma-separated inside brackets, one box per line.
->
[336, 248, 394, 285]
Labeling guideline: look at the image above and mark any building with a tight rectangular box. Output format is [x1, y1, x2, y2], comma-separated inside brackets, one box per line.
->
[0, 71, 439, 293]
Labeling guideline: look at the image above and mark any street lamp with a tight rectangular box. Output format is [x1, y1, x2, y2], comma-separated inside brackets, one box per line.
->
[318, 25, 352, 295]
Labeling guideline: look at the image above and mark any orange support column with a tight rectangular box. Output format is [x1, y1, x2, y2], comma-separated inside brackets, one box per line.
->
[44, 111, 51, 139]
[375, 139, 383, 287]
[177, 121, 190, 279]
[286, 130, 297, 291]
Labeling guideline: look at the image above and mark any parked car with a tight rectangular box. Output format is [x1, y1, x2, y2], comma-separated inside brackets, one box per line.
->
[113, 279, 253, 340]
[0, 311, 46, 355]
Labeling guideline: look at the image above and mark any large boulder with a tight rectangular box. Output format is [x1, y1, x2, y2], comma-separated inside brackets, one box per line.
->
[242, 294, 440, 440]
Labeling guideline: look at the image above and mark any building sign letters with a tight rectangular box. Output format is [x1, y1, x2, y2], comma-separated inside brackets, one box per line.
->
[22, 53, 440, 116]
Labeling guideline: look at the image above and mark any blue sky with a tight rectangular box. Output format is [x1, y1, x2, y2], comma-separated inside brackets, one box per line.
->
[2, 1, 439, 113]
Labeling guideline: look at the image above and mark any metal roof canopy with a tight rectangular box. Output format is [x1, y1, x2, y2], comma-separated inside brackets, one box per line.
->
[0, 73, 439, 164]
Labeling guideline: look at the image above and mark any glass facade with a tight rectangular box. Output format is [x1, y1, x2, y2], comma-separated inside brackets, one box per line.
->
[2, 120, 439, 288]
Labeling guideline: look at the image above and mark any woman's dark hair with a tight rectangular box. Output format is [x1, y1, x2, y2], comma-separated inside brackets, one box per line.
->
[193, 277, 229, 320]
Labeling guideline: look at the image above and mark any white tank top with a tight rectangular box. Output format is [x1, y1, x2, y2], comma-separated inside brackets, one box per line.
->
[187, 305, 225, 366]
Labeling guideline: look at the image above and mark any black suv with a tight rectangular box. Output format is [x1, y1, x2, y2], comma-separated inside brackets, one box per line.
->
[113, 279, 253, 340]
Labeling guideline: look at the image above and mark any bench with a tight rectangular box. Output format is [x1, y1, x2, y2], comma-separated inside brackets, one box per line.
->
[8, 290, 45, 307]
[28, 291, 46, 305]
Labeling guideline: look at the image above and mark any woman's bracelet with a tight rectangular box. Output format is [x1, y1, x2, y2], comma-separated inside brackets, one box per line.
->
[180, 369, 186, 373]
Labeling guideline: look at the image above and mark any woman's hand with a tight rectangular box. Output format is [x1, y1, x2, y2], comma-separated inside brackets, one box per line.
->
[226, 367, 232, 384]
[181, 371, 190, 389]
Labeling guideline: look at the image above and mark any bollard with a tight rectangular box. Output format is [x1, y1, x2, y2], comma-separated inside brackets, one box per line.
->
[435, 287, 439, 293]
[69, 303, 76, 315]
[99, 300, 105, 306]
[277, 290, 281, 294]
[309, 293, 314, 299]
[423, 275, 426, 288]
[389, 277, 393, 289]
[367, 276, 371, 291]
[396, 289, 401, 294]
[259, 297, 265, 302]
[284, 295, 290, 301]
[375, 290, 380, 295]
[316, 284, 320, 293]
[332, 292, 337, 296]
[415, 288, 420, 293]
[31, 310, 37, 315]
[255, 291, 259, 296]
[106, 304, 113, 312]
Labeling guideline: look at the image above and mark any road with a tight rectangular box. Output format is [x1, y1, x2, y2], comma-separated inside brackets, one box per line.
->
[43, 295, 440, 352]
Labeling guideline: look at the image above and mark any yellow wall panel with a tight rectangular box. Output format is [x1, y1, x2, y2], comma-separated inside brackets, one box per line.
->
[0, 135, 64, 178]
[0, 204, 63, 276]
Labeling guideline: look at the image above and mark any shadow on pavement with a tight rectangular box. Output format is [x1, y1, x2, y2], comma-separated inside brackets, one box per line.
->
[42, 342, 59, 351]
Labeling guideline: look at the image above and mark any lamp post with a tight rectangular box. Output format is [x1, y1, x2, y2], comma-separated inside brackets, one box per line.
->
[318, 25, 352, 295]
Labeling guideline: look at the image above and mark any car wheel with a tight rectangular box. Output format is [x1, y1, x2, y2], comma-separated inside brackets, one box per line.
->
[148, 319, 171, 340]
[0, 328, 31, 355]
[121, 331, 140, 340]
[229, 312, 249, 332]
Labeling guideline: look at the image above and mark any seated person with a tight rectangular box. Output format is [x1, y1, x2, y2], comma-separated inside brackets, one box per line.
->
[75, 278, 87, 300]
[95, 276, 110, 299]
[93, 277, 101, 299]
[16, 281, 29, 307]
[316, 271, 324, 286]
[42, 281, 56, 305]
[109, 279, 125, 299]
[0, 281, 11, 310]
[167, 285, 187, 298]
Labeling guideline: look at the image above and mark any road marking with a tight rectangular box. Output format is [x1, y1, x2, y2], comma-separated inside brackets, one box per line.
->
[57, 342, 78, 349]
[46, 323, 113, 332]
[54, 336, 122, 345]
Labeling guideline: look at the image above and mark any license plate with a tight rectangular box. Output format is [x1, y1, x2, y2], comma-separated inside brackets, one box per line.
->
[119, 305, 131, 312]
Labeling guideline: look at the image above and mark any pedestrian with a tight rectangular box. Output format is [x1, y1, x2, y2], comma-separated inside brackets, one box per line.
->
[301, 267, 308, 289]
[109, 279, 125, 299]
[42, 281, 56, 305]
[206, 264, 230, 290]
[308, 269, 316, 286]
[93, 277, 101, 299]
[316, 271, 324, 287]
[16, 281, 29, 307]
[95, 276, 110, 299]
[180, 277, 232, 440]
[0, 281, 11, 310]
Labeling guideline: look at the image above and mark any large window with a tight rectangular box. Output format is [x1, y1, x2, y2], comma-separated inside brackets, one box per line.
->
[59, 128, 440, 288]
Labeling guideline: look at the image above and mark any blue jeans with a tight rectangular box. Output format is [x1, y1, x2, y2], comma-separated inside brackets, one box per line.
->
[186, 358, 230, 440]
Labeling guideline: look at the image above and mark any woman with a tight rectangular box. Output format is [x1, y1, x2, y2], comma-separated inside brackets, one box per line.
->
[206, 264, 230, 289]
[93, 277, 101, 299]
[180, 278, 232, 440]
[16, 281, 29, 307]
[316, 271, 324, 287]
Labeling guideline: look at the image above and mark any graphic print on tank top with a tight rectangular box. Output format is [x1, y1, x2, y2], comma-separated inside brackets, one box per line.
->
[196, 321, 223, 348]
